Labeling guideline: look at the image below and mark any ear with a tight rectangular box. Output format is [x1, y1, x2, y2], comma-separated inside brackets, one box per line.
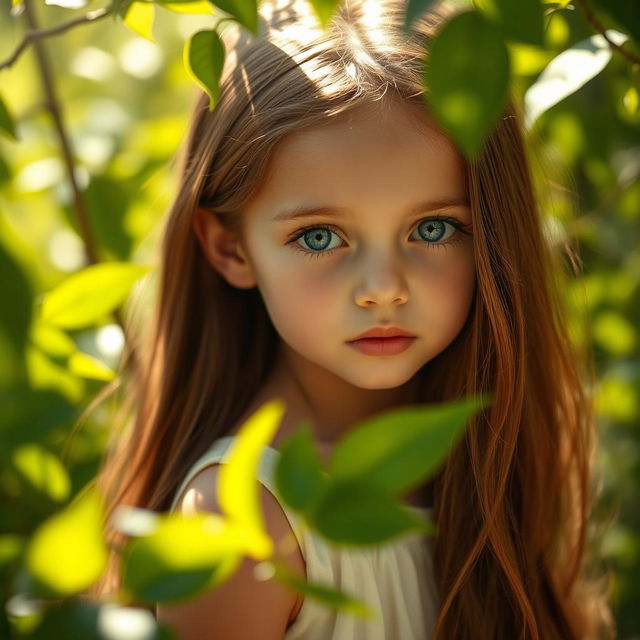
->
[193, 206, 257, 289]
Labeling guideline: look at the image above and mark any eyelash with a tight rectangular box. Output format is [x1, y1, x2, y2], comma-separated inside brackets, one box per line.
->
[285, 216, 473, 260]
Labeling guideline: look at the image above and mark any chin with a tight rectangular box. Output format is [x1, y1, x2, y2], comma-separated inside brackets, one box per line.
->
[343, 369, 418, 391]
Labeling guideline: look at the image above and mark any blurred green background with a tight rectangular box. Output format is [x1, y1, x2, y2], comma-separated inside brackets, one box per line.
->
[0, 0, 638, 637]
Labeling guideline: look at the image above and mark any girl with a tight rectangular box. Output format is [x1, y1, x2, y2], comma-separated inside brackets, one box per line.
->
[89, 0, 615, 637]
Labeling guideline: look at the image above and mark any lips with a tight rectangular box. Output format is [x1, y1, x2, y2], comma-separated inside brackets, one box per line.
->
[349, 326, 415, 341]
[347, 335, 415, 356]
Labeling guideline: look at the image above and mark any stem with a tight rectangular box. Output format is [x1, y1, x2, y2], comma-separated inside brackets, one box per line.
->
[0, 6, 113, 71]
[17, 0, 139, 373]
[574, 0, 640, 66]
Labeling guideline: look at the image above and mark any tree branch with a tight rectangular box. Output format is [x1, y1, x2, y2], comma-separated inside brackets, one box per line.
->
[575, 0, 640, 66]
[0, 5, 113, 71]
[19, 0, 139, 374]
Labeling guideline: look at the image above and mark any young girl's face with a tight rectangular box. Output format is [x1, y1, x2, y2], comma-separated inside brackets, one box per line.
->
[235, 98, 476, 390]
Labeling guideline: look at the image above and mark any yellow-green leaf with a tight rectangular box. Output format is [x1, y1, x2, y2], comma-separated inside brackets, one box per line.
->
[218, 399, 286, 560]
[68, 351, 115, 381]
[30, 322, 76, 358]
[623, 86, 638, 115]
[41, 262, 151, 329]
[26, 486, 108, 596]
[121, 512, 244, 603]
[123, 1, 156, 42]
[12, 444, 70, 503]
[159, 0, 215, 13]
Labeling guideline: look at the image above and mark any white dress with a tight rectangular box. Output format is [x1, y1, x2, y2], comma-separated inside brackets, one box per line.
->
[170, 435, 440, 639]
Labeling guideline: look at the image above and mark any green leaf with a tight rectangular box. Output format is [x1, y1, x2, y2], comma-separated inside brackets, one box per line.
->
[210, 0, 258, 34]
[328, 395, 490, 496]
[524, 30, 629, 129]
[273, 557, 375, 619]
[424, 9, 510, 160]
[307, 479, 434, 545]
[0, 93, 17, 141]
[308, 0, 342, 30]
[40, 262, 151, 329]
[0, 241, 32, 386]
[402, 0, 438, 34]
[473, 0, 544, 46]
[121, 512, 243, 603]
[183, 29, 226, 112]
[218, 399, 286, 560]
[12, 444, 71, 503]
[25, 486, 108, 597]
[274, 421, 328, 512]
[27, 600, 173, 640]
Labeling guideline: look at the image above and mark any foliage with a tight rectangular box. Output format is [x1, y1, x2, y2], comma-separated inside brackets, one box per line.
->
[0, 0, 638, 637]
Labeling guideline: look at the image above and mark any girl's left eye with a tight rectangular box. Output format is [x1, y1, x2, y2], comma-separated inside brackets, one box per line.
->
[285, 216, 472, 260]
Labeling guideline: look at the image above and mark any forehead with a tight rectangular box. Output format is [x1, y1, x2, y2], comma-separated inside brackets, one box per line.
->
[246, 99, 468, 219]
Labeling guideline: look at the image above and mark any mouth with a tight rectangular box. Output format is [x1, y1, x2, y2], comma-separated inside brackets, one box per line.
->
[346, 336, 416, 356]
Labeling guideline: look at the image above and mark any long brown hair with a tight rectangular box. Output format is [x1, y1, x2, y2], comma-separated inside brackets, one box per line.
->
[85, 0, 616, 637]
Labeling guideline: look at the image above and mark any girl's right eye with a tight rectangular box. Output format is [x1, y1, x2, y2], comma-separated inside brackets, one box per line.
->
[286, 225, 345, 260]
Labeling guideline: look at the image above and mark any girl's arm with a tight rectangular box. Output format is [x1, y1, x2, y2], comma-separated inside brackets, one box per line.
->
[156, 464, 304, 640]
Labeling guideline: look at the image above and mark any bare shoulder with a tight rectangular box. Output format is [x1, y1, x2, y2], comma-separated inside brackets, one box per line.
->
[156, 463, 306, 640]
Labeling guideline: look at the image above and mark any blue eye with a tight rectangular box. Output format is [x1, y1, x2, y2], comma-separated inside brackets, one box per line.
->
[287, 216, 471, 259]
[411, 219, 454, 244]
[291, 226, 348, 255]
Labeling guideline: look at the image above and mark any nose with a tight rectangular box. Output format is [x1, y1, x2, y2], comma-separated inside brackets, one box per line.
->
[353, 252, 409, 308]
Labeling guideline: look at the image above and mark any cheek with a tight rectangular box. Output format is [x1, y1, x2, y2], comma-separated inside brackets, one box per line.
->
[417, 254, 476, 321]
[257, 265, 339, 337]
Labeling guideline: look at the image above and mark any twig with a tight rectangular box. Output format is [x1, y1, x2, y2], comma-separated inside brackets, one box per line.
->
[0, 5, 113, 71]
[574, 0, 640, 66]
[19, 0, 139, 374]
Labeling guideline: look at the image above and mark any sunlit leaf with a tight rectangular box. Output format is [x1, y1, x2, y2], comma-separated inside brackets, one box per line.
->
[183, 29, 226, 112]
[12, 444, 70, 503]
[121, 512, 243, 603]
[25, 486, 108, 597]
[122, 1, 156, 42]
[68, 351, 115, 381]
[218, 399, 286, 560]
[40, 262, 151, 329]
[158, 0, 215, 13]
[524, 30, 629, 129]
[424, 9, 510, 159]
[29, 322, 76, 358]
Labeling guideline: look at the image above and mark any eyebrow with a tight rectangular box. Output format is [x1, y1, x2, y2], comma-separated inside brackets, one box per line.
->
[272, 197, 471, 221]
